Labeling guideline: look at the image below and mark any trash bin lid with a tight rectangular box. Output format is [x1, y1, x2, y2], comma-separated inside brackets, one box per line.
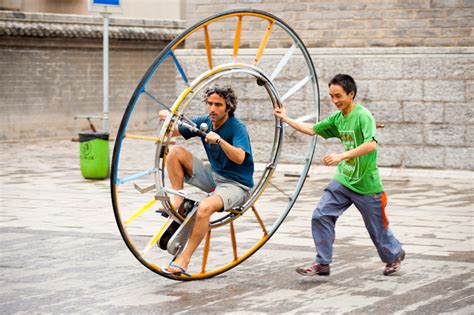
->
[79, 132, 109, 142]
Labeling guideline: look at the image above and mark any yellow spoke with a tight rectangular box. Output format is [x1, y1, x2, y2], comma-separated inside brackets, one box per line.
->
[142, 219, 172, 256]
[201, 229, 212, 273]
[254, 21, 274, 65]
[170, 12, 274, 51]
[232, 16, 243, 61]
[252, 206, 268, 236]
[125, 134, 161, 141]
[197, 235, 269, 278]
[204, 25, 213, 69]
[124, 199, 156, 224]
[230, 221, 238, 260]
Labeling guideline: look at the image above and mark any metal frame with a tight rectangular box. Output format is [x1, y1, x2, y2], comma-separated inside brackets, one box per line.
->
[110, 9, 320, 281]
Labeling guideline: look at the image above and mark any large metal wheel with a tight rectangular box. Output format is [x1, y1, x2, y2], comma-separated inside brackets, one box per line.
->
[111, 9, 320, 280]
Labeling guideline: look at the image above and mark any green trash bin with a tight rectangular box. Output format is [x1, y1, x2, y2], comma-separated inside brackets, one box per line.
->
[79, 132, 109, 179]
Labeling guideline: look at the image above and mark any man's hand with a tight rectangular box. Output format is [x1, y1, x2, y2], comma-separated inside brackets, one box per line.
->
[205, 131, 221, 144]
[159, 110, 169, 121]
[207, 132, 245, 164]
[323, 153, 345, 166]
[159, 110, 182, 137]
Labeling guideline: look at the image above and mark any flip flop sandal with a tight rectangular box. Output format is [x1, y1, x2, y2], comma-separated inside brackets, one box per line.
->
[162, 262, 190, 277]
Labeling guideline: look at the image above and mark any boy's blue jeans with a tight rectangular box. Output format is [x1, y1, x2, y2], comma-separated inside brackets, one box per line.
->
[312, 180, 403, 265]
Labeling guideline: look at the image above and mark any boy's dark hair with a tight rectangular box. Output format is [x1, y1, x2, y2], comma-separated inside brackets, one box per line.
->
[203, 86, 237, 117]
[328, 74, 357, 99]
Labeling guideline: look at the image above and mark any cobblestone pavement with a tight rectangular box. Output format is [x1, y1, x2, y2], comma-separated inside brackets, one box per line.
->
[1, 139, 473, 314]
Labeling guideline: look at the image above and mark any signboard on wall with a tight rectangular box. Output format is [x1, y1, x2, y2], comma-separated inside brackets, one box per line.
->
[89, 0, 122, 14]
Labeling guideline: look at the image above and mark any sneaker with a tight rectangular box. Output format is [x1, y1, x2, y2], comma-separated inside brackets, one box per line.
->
[296, 262, 330, 276]
[383, 249, 405, 276]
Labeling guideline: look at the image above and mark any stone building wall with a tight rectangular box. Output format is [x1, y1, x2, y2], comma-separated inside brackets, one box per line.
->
[183, 0, 474, 48]
[174, 47, 473, 170]
[0, 11, 184, 140]
[1, 3, 473, 171]
[171, 1, 473, 171]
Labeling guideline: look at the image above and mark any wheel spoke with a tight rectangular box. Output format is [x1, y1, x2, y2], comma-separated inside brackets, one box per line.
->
[116, 168, 157, 184]
[169, 51, 189, 86]
[281, 75, 312, 102]
[143, 90, 171, 110]
[294, 113, 318, 123]
[232, 16, 243, 61]
[271, 43, 297, 80]
[268, 180, 292, 201]
[201, 230, 212, 273]
[252, 206, 268, 236]
[124, 199, 156, 224]
[204, 26, 213, 69]
[142, 220, 171, 256]
[138, 54, 169, 94]
[124, 134, 161, 141]
[254, 20, 274, 65]
[230, 221, 238, 260]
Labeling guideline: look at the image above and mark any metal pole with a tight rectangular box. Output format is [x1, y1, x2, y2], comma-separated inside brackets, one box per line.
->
[102, 12, 110, 133]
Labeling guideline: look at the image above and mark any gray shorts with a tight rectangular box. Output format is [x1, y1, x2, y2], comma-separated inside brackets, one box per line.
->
[185, 156, 251, 210]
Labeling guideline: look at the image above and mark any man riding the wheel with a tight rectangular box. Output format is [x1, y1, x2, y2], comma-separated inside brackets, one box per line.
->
[159, 86, 254, 275]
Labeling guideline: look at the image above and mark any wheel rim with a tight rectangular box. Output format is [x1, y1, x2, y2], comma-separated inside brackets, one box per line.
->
[111, 9, 320, 280]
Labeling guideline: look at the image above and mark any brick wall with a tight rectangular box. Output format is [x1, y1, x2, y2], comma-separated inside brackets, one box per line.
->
[174, 47, 474, 170]
[172, 1, 473, 171]
[184, 0, 474, 48]
[1, 5, 473, 172]
[0, 9, 185, 141]
[0, 37, 175, 140]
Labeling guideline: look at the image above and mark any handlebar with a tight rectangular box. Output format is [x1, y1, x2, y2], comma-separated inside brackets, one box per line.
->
[177, 120, 209, 138]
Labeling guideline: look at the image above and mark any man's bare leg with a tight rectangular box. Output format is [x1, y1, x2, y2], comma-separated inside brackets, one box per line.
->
[166, 195, 223, 273]
[166, 146, 193, 208]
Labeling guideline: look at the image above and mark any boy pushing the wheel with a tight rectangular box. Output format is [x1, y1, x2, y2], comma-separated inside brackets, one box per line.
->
[274, 74, 405, 276]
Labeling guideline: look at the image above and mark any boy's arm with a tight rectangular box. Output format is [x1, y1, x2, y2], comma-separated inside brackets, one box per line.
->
[274, 104, 316, 135]
[323, 141, 377, 166]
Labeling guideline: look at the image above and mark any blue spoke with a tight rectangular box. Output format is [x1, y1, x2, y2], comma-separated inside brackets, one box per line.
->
[117, 168, 157, 184]
[113, 53, 169, 180]
[169, 50, 189, 86]
[143, 90, 171, 110]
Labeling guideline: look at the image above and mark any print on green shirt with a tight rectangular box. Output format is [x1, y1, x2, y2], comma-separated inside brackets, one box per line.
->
[312, 103, 384, 195]
[339, 130, 359, 180]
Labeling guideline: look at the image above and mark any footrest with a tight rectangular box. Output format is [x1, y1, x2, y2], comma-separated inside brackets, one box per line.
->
[157, 219, 180, 250]
[167, 206, 198, 256]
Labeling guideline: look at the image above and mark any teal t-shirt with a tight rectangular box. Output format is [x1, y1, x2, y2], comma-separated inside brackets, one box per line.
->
[313, 103, 383, 195]
[179, 115, 254, 188]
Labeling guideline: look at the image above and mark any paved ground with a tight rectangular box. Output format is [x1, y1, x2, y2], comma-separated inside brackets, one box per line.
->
[1, 139, 473, 314]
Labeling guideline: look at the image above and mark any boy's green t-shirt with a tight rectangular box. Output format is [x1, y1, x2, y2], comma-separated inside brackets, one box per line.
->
[313, 103, 383, 195]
